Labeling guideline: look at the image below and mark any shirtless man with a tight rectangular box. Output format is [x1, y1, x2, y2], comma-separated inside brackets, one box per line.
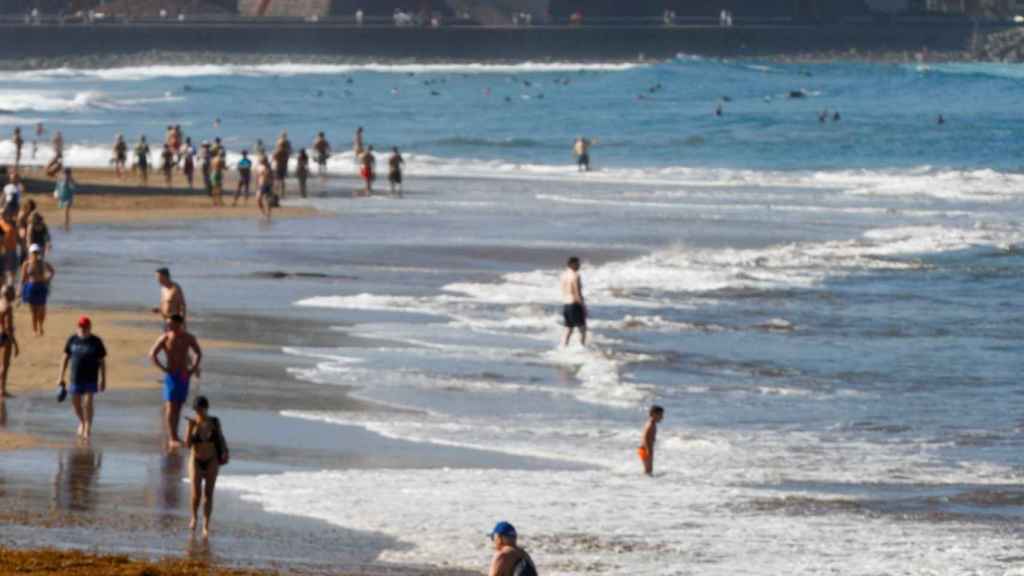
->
[388, 147, 404, 197]
[152, 267, 186, 326]
[573, 137, 593, 172]
[359, 145, 376, 196]
[560, 256, 586, 347]
[112, 134, 128, 178]
[149, 314, 202, 450]
[312, 131, 331, 176]
[640, 405, 664, 476]
[0, 285, 19, 399]
[487, 522, 537, 576]
[272, 135, 291, 197]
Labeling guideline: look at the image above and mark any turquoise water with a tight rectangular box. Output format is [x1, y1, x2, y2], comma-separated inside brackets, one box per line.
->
[11, 58, 1024, 574]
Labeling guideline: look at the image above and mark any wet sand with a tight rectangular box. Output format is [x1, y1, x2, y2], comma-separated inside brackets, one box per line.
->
[18, 166, 318, 225]
[0, 307, 555, 574]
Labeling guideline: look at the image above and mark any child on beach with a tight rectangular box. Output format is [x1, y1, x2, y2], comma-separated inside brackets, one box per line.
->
[639, 405, 664, 476]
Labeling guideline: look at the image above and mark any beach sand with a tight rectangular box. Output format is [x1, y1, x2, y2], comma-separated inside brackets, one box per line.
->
[0, 306, 251, 452]
[20, 166, 318, 225]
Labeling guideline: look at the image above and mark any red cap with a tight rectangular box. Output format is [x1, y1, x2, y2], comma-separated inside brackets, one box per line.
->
[77, 316, 91, 328]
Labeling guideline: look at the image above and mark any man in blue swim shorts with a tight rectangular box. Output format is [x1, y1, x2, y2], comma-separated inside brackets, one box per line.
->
[19, 243, 54, 336]
[149, 314, 203, 450]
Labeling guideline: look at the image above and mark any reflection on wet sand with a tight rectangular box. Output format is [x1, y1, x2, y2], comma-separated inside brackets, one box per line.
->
[52, 447, 103, 513]
[145, 450, 186, 530]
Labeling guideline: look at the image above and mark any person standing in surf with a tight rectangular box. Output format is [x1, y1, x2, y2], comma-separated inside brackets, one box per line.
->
[353, 127, 364, 164]
[561, 256, 587, 347]
[313, 131, 331, 176]
[388, 147, 404, 197]
[112, 134, 128, 179]
[135, 135, 151, 185]
[639, 405, 664, 476]
[295, 148, 310, 198]
[359, 145, 376, 196]
[573, 137, 593, 172]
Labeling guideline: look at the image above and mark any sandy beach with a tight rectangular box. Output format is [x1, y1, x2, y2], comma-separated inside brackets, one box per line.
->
[19, 166, 318, 225]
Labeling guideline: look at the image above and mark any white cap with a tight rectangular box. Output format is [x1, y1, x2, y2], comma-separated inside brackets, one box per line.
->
[28, 244, 40, 253]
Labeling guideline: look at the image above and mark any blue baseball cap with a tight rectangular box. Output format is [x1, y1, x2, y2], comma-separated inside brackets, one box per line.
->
[489, 521, 517, 540]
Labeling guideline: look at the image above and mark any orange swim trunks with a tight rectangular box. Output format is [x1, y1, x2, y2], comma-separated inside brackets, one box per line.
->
[637, 446, 649, 462]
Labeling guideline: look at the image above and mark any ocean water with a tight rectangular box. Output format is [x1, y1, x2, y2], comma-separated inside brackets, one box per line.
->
[9, 57, 1024, 574]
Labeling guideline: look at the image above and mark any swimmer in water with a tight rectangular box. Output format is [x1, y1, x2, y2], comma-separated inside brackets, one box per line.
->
[312, 131, 331, 176]
[353, 127, 365, 164]
[388, 147, 404, 197]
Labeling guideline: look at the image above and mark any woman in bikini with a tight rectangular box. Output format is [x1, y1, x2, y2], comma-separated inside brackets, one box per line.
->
[185, 395, 228, 537]
[0, 285, 19, 399]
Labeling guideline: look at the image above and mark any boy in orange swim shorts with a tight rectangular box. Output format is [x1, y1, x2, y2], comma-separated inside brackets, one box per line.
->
[640, 405, 664, 476]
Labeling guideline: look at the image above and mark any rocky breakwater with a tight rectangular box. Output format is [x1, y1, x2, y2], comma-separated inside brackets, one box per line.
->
[976, 26, 1024, 61]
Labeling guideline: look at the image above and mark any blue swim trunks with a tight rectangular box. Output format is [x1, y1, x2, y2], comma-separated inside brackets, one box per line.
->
[163, 372, 190, 404]
[70, 381, 98, 395]
[22, 282, 48, 306]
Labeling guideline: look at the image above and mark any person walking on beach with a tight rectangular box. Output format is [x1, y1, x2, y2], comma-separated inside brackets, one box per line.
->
[359, 145, 376, 196]
[45, 130, 64, 178]
[488, 522, 537, 576]
[135, 136, 151, 185]
[185, 395, 229, 538]
[234, 150, 252, 206]
[573, 137, 593, 172]
[0, 285, 19, 399]
[12, 127, 23, 170]
[0, 213, 18, 286]
[149, 314, 202, 450]
[152, 267, 186, 326]
[273, 132, 291, 198]
[181, 138, 196, 191]
[57, 315, 106, 440]
[639, 405, 664, 476]
[561, 256, 587, 347]
[15, 198, 36, 264]
[112, 134, 128, 179]
[257, 155, 273, 221]
[313, 131, 331, 176]
[54, 167, 76, 232]
[3, 173, 22, 221]
[295, 148, 309, 198]
[388, 147, 404, 197]
[210, 151, 225, 207]
[26, 213, 51, 260]
[20, 244, 54, 336]
[160, 144, 175, 189]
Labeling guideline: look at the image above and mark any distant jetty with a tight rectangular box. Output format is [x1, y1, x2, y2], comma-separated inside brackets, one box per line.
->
[0, 19, 1009, 63]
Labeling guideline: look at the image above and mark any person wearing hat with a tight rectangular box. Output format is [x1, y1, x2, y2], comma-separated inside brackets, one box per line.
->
[19, 243, 54, 336]
[56, 315, 107, 440]
[488, 521, 537, 576]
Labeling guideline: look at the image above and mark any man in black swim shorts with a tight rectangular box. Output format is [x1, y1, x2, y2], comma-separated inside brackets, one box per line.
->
[560, 256, 587, 347]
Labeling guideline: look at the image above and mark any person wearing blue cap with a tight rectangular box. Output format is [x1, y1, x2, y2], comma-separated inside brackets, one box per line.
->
[488, 521, 537, 576]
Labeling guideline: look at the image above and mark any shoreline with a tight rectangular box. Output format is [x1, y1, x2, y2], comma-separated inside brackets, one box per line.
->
[0, 47, 986, 73]
[17, 167, 319, 225]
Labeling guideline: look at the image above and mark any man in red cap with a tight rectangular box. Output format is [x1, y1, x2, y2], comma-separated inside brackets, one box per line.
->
[56, 316, 107, 440]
